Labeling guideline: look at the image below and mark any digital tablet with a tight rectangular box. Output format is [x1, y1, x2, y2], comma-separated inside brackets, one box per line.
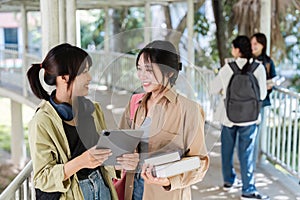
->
[96, 129, 143, 165]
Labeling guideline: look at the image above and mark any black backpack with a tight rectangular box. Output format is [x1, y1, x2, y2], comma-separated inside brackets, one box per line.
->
[225, 61, 262, 123]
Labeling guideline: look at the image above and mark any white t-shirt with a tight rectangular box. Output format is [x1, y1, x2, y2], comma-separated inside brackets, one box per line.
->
[209, 57, 267, 127]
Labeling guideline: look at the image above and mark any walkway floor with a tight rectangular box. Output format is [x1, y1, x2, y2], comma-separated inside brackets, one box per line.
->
[191, 125, 300, 199]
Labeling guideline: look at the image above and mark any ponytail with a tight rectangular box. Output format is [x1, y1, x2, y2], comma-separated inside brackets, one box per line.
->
[27, 43, 92, 101]
[27, 63, 50, 100]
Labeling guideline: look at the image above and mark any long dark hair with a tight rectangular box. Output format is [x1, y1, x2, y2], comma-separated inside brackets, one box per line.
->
[27, 43, 92, 100]
[136, 40, 181, 89]
[251, 32, 271, 64]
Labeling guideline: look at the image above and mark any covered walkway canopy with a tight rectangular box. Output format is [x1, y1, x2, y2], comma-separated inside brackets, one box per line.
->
[0, 0, 272, 63]
[0, 0, 198, 63]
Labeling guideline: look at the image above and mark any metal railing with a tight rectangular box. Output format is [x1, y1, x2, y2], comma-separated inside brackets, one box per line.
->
[0, 161, 33, 200]
[84, 50, 216, 119]
[263, 86, 300, 178]
[0, 48, 216, 115]
[87, 50, 140, 92]
[0, 48, 40, 96]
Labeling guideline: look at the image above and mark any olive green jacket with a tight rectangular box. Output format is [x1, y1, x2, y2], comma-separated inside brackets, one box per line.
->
[28, 100, 119, 200]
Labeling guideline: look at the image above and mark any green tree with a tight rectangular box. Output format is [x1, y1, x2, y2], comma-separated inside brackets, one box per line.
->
[233, 0, 300, 90]
[287, 9, 300, 92]
[80, 10, 105, 49]
[232, 0, 300, 63]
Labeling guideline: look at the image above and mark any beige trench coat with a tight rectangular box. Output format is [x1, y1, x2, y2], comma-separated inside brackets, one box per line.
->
[119, 89, 210, 200]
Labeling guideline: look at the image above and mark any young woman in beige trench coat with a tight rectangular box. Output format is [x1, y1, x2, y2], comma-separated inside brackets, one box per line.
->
[119, 40, 210, 200]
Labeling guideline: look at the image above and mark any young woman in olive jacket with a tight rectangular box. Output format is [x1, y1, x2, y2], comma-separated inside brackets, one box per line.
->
[27, 43, 138, 200]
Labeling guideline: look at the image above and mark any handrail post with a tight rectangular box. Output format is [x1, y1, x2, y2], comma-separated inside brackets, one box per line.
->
[0, 161, 33, 200]
[259, 106, 268, 164]
[21, 4, 28, 97]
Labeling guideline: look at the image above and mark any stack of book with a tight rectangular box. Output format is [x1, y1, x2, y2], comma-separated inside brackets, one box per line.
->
[144, 151, 200, 178]
[267, 76, 285, 87]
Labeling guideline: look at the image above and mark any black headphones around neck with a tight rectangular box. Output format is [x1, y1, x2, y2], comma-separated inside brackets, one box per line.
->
[49, 91, 74, 121]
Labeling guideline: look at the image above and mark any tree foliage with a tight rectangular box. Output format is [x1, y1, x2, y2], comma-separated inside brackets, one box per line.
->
[232, 0, 300, 90]
[79, 1, 300, 79]
[232, 0, 300, 62]
[194, 11, 209, 35]
[80, 10, 105, 49]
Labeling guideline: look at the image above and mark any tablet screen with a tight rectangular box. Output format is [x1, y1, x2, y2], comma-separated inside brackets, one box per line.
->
[96, 129, 143, 165]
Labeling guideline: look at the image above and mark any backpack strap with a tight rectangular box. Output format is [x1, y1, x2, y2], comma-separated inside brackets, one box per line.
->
[247, 61, 261, 100]
[228, 61, 241, 74]
[248, 61, 260, 73]
[129, 93, 145, 120]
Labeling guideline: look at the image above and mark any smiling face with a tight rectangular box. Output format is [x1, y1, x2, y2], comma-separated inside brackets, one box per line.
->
[136, 53, 165, 93]
[251, 36, 264, 57]
[72, 62, 92, 97]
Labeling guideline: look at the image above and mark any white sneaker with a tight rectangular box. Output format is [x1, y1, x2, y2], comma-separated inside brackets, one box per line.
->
[223, 179, 243, 191]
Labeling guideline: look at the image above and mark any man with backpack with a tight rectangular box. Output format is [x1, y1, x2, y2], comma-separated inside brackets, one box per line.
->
[210, 36, 268, 200]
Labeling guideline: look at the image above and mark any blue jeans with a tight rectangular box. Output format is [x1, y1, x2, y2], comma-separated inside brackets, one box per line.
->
[253, 107, 267, 170]
[221, 124, 257, 195]
[79, 170, 111, 200]
[132, 174, 144, 200]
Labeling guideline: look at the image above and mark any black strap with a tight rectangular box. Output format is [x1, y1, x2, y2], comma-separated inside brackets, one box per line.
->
[228, 61, 240, 74]
[229, 61, 259, 74]
[248, 61, 259, 73]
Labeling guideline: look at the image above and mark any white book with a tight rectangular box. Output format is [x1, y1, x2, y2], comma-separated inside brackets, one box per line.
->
[144, 151, 181, 166]
[267, 76, 285, 86]
[152, 157, 201, 178]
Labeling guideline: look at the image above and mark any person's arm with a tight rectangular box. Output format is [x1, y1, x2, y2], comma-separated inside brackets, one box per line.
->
[266, 59, 277, 90]
[140, 164, 171, 188]
[115, 152, 139, 171]
[209, 75, 223, 94]
[63, 147, 112, 180]
[140, 103, 209, 190]
[269, 59, 277, 79]
[209, 64, 232, 97]
[29, 111, 112, 192]
[254, 64, 267, 100]
[166, 104, 209, 191]
[28, 116, 71, 192]
[209, 70, 224, 95]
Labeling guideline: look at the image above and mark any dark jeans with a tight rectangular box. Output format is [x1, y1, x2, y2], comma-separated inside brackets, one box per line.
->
[221, 124, 257, 195]
[79, 170, 111, 200]
[132, 174, 144, 200]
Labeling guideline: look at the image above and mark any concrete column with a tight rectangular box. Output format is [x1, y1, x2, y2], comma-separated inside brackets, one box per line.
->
[259, 0, 271, 164]
[40, 0, 59, 56]
[66, 0, 76, 45]
[20, 4, 28, 97]
[104, 6, 110, 85]
[260, 0, 271, 55]
[76, 11, 81, 47]
[58, 0, 66, 43]
[144, 2, 151, 45]
[187, 0, 194, 64]
[10, 100, 26, 168]
[104, 6, 110, 52]
[186, 0, 195, 99]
